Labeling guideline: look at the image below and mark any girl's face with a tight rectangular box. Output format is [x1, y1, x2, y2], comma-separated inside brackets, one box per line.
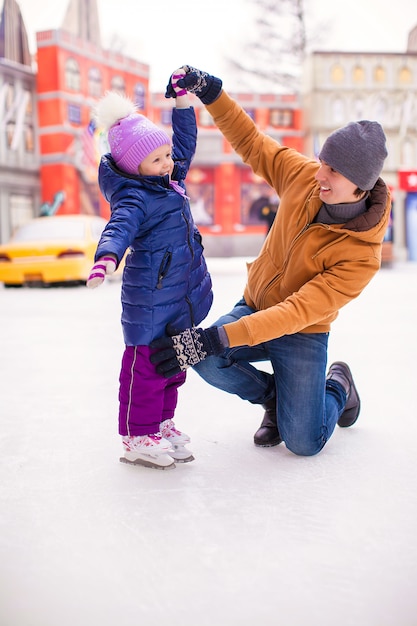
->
[315, 161, 363, 204]
[138, 144, 173, 177]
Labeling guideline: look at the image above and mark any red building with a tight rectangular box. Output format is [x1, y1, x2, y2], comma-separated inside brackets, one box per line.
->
[0, 0, 303, 255]
[35, 27, 303, 255]
[36, 28, 149, 222]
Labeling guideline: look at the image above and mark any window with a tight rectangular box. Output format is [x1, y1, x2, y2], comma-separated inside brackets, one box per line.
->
[24, 125, 35, 152]
[3, 83, 16, 148]
[133, 83, 146, 110]
[374, 65, 385, 83]
[68, 103, 82, 125]
[110, 76, 125, 92]
[399, 66, 412, 83]
[23, 89, 34, 152]
[65, 58, 81, 91]
[88, 67, 102, 97]
[3, 85, 32, 151]
[23, 89, 32, 114]
[352, 65, 365, 83]
[331, 64, 345, 83]
[6, 121, 15, 148]
[270, 108, 293, 127]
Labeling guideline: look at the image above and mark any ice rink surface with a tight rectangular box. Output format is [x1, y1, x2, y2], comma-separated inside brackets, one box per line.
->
[1, 258, 416, 626]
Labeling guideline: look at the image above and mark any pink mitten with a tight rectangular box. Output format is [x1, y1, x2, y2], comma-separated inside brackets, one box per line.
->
[86, 255, 117, 288]
[171, 69, 187, 96]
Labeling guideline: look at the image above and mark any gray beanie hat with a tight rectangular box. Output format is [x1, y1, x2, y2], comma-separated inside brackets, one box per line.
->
[318, 120, 388, 190]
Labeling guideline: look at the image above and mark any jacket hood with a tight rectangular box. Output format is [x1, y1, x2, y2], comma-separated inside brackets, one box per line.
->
[307, 176, 390, 246]
[338, 178, 390, 244]
[98, 153, 172, 202]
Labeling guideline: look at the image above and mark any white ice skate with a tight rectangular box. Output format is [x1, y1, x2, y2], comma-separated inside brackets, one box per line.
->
[120, 433, 175, 470]
[160, 419, 194, 463]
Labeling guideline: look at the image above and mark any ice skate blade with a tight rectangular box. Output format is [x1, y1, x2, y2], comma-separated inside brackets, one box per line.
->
[170, 453, 195, 463]
[119, 456, 176, 470]
[168, 444, 194, 463]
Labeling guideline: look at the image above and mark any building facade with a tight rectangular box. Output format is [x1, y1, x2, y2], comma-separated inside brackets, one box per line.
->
[303, 49, 417, 261]
[1, 0, 416, 261]
[0, 0, 40, 242]
[0, 0, 303, 258]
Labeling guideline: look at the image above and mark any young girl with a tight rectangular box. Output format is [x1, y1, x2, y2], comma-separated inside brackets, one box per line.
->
[87, 72, 213, 470]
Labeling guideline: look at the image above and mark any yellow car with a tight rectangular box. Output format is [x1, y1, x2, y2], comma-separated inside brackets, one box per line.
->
[0, 214, 110, 287]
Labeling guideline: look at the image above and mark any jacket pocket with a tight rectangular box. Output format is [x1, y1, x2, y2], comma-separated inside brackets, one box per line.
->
[193, 228, 204, 250]
[156, 250, 172, 289]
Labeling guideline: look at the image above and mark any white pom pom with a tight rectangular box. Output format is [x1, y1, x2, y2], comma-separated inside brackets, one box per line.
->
[94, 91, 137, 130]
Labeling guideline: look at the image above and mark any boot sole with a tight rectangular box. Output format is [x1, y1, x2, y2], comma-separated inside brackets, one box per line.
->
[254, 437, 283, 447]
[168, 444, 195, 463]
[170, 454, 195, 463]
[119, 456, 176, 470]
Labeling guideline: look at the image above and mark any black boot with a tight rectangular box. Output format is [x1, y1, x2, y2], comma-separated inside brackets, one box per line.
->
[326, 361, 361, 427]
[253, 398, 282, 447]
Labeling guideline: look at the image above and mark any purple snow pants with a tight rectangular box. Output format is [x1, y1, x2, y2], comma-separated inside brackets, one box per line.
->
[118, 345, 186, 437]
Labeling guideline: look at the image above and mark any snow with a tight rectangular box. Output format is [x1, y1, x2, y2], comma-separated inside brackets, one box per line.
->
[1, 258, 417, 626]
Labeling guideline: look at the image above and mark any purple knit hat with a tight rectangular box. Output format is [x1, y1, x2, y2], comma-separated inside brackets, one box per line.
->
[108, 114, 171, 175]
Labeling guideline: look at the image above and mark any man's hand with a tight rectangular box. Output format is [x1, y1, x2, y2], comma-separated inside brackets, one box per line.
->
[165, 65, 222, 104]
[150, 326, 224, 378]
[86, 255, 117, 288]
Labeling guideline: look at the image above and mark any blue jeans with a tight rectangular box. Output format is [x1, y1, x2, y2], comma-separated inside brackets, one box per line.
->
[194, 300, 347, 456]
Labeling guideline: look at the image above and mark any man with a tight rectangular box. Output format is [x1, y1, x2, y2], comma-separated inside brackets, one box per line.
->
[151, 65, 390, 457]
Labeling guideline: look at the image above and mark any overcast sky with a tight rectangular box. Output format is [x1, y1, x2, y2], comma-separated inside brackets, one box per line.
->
[14, 0, 417, 90]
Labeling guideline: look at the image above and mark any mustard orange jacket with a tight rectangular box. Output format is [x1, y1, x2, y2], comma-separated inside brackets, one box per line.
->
[206, 91, 391, 348]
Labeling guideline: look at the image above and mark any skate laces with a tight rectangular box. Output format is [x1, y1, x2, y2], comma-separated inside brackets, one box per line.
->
[160, 419, 190, 444]
[122, 433, 171, 452]
[160, 419, 180, 436]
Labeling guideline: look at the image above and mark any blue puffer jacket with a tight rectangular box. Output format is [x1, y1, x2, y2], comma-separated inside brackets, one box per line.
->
[94, 107, 213, 346]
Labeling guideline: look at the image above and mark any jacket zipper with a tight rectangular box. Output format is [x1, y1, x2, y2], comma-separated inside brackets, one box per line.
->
[258, 222, 312, 308]
[182, 205, 194, 260]
[183, 203, 196, 324]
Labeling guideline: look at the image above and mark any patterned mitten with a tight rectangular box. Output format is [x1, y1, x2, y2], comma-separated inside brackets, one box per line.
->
[86, 255, 117, 288]
[150, 326, 224, 378]
[165, 65, 222, 104]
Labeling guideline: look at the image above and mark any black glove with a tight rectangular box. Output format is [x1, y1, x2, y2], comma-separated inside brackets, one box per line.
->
[150, 326, 224, 378]
[165, 65, 222, 104]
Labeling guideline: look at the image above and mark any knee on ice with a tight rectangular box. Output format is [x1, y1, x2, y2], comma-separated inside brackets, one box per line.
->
[284, 436, 325, 457]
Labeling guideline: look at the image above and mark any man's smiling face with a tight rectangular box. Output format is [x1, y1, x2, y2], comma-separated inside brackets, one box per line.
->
[315, 161, 363, 204]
